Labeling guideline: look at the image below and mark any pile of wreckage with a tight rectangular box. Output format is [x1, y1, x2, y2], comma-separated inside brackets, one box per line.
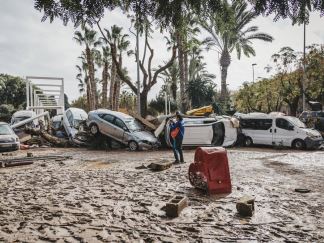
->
[1, 107, 323, 152]
[1, 107, 240, 152]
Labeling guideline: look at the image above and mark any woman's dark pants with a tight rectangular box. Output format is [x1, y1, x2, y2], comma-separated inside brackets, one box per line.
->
[172, 136, 184, 162]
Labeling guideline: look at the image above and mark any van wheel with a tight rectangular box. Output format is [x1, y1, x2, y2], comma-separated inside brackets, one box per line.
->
[292, 139, 305, 150]
[244, 137, 253, 147]
[90, 124, 99, 135]
[128, 141, 138, 151]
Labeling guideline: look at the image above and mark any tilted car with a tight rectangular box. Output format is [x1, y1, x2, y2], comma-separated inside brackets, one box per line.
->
[62, 108, 88, 145]
[164, 117, 238, 148]
[0, 122, 20, 152]
[87, 109, 160, 151]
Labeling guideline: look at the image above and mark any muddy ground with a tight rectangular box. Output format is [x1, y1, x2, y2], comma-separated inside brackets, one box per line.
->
[0, 147, 323, 242]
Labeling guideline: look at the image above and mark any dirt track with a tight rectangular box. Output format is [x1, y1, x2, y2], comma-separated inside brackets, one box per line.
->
[0, 147, 323, 242]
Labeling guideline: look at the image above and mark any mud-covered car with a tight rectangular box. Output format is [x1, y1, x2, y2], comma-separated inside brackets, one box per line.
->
[164, 117, 238, 148]
[87, 109, 160, 151]
[0, 122, 20, 151]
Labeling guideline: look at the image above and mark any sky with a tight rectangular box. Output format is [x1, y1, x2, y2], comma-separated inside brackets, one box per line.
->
[0, 0, 323, 103]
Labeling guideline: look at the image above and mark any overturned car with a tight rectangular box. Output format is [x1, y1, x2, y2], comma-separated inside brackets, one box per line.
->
[87, 109, 160, 151]
[164, 117, 238, 148]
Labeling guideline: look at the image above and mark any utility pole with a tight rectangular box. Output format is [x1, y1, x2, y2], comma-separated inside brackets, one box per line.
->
[302, 21, 306, 111]
[252, 63, 257, 83]
[136, 14, 141, 115]
[165, 92, 168, 115]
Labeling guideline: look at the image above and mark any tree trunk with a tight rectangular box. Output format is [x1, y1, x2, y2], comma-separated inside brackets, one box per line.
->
[183, 35, 190, 109]
[114, 53, 123, 111]
[177, 33, 186, 113]
[86, 46, 96, 110]
[220, 49, 231, 102]
[140, 91, 148, 117]
[102, 61, 109, 108]
[109, 61, 116, 110]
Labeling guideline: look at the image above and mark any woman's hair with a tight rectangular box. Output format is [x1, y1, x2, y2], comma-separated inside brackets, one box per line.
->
[176, 113, 183, 121]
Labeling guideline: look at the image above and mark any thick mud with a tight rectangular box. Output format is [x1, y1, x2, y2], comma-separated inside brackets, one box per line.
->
[0, 147, 323, 242]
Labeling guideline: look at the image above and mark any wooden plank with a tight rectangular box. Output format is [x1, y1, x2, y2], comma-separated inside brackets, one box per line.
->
[128, 111, 156, 130]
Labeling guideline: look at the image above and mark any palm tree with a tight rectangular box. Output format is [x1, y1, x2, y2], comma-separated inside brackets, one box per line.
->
[200, 0, 274, 101]
[100, 46, 111, 108]
[101, 25, 131, 111]
[161, 62, 180, 101]
[74, 25, 101, 109]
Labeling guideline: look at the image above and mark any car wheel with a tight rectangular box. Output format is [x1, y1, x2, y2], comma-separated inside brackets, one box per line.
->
[128, 141, 138, 151]
[244, 137, 253, 147]
[90, 124, 99, 135]
[292, 139, 305, 150]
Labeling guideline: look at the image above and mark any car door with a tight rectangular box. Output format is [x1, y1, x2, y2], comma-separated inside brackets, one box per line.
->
[273, 118, 295, 146]
[63, 110, 73, 137]
[112, 117, 126, 142]
[101, 114, 116, 138]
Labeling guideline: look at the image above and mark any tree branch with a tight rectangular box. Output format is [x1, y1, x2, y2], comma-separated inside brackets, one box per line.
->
[150, 45, 177, 89]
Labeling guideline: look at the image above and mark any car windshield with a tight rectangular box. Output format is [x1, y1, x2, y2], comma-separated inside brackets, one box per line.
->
[124, 119, 143, 131]
[0, 124, 13, 135]
[12, 116, 30, 124]
[287, 117, 306, 128]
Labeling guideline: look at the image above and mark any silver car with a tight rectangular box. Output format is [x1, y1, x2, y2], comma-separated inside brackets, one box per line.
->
[87, 109, 160, 151]
[0, 122, 20, 151]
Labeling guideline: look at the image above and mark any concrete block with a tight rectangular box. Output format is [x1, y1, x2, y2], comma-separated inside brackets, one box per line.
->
[236, 195, 255, 217]
[165, 196, 188, 217]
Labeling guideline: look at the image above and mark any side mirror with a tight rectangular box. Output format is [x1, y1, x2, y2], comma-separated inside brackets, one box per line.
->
[123, 126, 128, 131]
[288, 125, 294, 131]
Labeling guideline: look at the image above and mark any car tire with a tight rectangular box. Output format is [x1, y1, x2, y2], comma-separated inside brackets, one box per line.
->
[128, 141, 138, 151]
[90, 124, 99, 135]
[244, 137, 253, 147]
[292, 139, 305, 150]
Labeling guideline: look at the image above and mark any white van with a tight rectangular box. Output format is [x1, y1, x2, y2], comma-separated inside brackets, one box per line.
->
[238, 113, 323, 149]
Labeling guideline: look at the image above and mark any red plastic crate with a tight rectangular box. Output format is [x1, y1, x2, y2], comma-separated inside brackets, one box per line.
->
[189, 147, 232, 194]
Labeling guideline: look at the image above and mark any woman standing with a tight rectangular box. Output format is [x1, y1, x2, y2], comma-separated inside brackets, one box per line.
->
[170, 112, 185, 163]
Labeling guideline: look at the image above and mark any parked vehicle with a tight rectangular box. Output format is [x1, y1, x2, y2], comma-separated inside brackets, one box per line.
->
[62, 108, 88, 145]
[87, 109, 160, 151]
[164, 117, 238, 148]
[238, 113, 323, 149]
[11, 110, 39, 128]
[299, 110, 324, 137]
[0, 122, 20, 151]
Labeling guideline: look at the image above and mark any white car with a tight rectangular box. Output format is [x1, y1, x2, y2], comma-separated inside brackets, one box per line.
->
[62, 108, 88, 145]
[164, 117, 238, 147]
[0, 122, 20, 151]
[238, 113, 323, 149]
[11, 110, 39, 128]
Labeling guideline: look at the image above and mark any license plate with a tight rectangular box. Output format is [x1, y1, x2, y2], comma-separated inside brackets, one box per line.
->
[0, 144, 12, 148]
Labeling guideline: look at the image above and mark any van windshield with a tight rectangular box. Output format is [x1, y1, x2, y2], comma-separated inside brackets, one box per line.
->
[287, 117, 306, 128]
[124, 119, 143, 131]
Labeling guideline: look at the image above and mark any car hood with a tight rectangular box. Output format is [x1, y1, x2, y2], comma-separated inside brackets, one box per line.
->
[303, 128, 322, 137]
[0, 135, 17, 141]
[133, 130, 158, 142]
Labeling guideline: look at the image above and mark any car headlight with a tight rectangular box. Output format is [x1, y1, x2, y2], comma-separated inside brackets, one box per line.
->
[306, 132, 318, 138]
